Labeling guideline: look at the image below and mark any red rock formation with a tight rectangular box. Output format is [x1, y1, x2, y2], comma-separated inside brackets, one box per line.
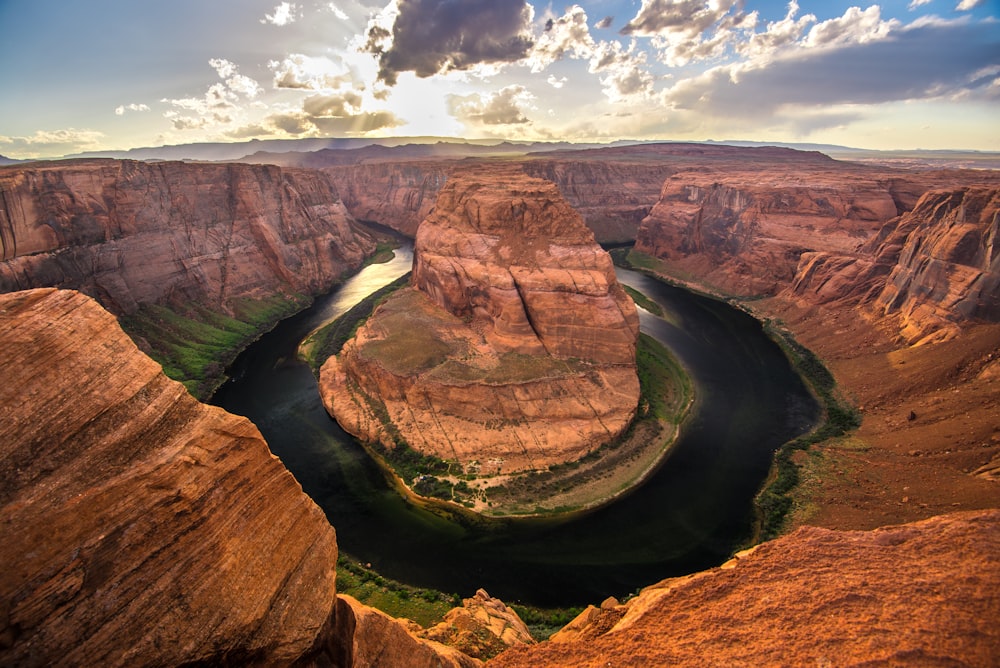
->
[489, 510, 1000, 667]
[320, 168, 640, 475]
[0, 159, 375, 315]
[420, 589, 534, 661]
[0, 288, 339, 666]
[791, 186, 1000, 344]
[635, 170, 907, 295]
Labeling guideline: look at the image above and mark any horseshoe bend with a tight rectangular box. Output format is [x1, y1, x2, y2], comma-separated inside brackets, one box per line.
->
[1, 143, 999, 666]
[317, 168, 666, 513]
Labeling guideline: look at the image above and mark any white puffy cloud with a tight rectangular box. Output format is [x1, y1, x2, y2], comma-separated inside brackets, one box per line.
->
[802, 6, 898, 48]
[527, 6, 595, 72]
[448, 85, 534, 125]
[957, 0, 984, 10]
[908, 0, 933, 9]
[209, 58, 263, 98]
[269, 54, 354, 90]
[261, 2, 300, 26]
[114, 103, 151, 116]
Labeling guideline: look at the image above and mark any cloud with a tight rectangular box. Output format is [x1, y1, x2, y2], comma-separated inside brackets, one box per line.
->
[209, 58, 263, 98]
[328, 3, 349, 20]
[0, 128, 105, 158]
[957, 0, 984, 10]
[364, 0, 534, 85]
[255, 108, 402, 136]
[448, 85, 533, 125]
[595, 16, 614, 30]
[162, 60, 263, 131]
[524, 6, 655, 100]
[620, 0, 757, 67]
[908, 0, 933, 9]
[547, 75, 567, 88]
[269, 54, 353, 90]
[114, 103, 150, 116]
[663, 17, 1000, 123]
[261, 2, 300, 26]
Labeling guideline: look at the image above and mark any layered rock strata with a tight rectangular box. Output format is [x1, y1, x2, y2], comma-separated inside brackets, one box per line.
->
[635, 170, 907, 295]
[0, 159, 375, 315]
[490, 510, 1000, 667]
[320, 169, 640, 474]
[0, 288, 340, 666]
[791, 186, 1000, 344]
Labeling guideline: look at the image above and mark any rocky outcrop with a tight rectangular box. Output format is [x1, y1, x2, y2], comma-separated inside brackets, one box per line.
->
[489, 510, 1000, 667]
[420, 589, 534, 660]
[330, 595, 481, 668]
[791, 186, 1000, 344]
[320, 168, 640, 475]
[0, 288, 340, 666]
[0, 159, 375, 315]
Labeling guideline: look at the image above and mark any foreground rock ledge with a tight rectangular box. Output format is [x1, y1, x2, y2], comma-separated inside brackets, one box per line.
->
[0, 288, 480, 667]
[490, 510, 1000, 667]
[320, 168, 640, 475]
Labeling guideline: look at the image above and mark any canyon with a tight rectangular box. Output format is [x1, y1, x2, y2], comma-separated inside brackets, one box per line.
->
[1, 142, 998, 665]
[319, 167, 641, 479]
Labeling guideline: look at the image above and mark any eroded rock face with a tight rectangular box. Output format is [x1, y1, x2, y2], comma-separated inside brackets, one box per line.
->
[420, 589, 534, 661]
[320, 169, 640, 474]
[791, 186, 1000, 344]
[0, 159, 375, 315]
[489, 510, 1000, 667]
[635, 172, 905, 295]
[0, 288, 339, 666]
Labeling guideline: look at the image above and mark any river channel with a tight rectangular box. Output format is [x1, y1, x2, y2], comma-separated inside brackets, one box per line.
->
[212, 245, 819, 607]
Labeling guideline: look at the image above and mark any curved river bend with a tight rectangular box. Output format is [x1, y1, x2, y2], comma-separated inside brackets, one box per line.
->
[213, 246, 819, 607]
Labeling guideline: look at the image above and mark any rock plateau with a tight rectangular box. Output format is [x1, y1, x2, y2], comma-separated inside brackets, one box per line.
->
[320, 168, 640, 475]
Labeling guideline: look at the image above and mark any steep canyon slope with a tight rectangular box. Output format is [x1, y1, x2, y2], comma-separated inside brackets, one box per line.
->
[320, 168, 640, 475]
[0, 159, 375, 315]
[0, 288, 480, 667]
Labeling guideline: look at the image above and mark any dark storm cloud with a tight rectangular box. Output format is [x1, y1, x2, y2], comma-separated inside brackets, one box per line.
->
[366, 0, 534, 85]
[666, 19, 1000, 116]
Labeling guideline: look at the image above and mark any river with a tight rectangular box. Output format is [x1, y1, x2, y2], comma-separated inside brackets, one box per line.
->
[212, 245, 819, 607]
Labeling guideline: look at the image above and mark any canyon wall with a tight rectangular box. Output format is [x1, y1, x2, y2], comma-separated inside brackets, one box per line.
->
[0, 287, 485, 667]
[0, 159, 375, 315]
[320, 168, 640, 474]
[791, 186, 1000, 344]
[0, 288, 340, 665]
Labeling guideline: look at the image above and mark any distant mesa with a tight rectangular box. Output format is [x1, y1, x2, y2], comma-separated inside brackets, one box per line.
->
[319, 166, 641, 478]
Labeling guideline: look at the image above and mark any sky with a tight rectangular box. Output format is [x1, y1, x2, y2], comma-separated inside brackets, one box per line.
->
[0, 0, 997, 158]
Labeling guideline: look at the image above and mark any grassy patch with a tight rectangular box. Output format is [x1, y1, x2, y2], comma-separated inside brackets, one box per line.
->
[636, 332, 691, 423]
[753, 323, 861, 541]
[511, 604, 586, 641]
[336, 555, 459, 627]
[302, 273, 411, 371]
[624, 285, 664, 317]
[118, 293, 308, 399]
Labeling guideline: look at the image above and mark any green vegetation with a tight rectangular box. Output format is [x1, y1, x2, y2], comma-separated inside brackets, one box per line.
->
[624, 285, 664, 317]
[118, 294, 309, 399]
[336, 555, 459, 627]
[511, 604, 586, 640]
[636, 332, 691, 422]
[753, 322, 861, 541]
[302, 273, 411, 371]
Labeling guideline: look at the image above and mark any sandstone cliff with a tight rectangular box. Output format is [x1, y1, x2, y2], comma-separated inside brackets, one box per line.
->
[490, 510, 1000, 667]
[635, 169, 908, 295]
[0, 159, 375, 315]
[0, 288, 340, 665]
[0, 287, 492, 667]
[791, 186, 1000, 344]
[320, 169, 640, 475]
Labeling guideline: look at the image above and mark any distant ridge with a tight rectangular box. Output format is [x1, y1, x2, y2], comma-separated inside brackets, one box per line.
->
[33, 137, 1000, 170]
